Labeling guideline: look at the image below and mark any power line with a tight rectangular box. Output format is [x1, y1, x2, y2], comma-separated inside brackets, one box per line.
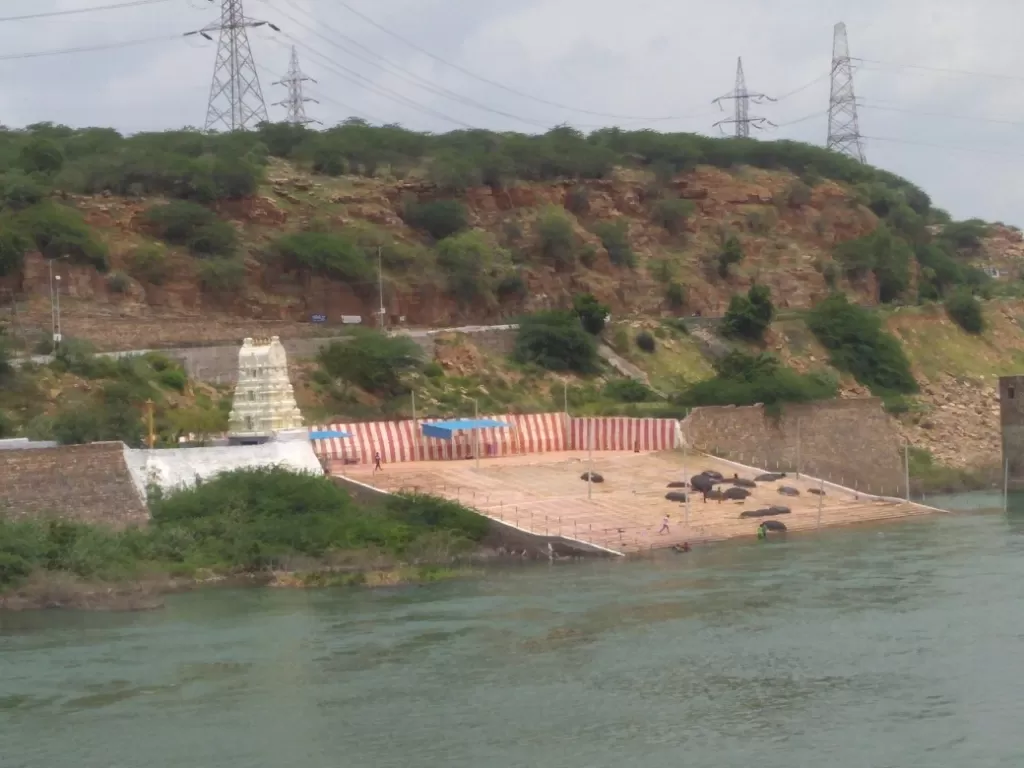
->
[333, 0, 707, 122]
[255, 61, 382, 123]
[269, 1, 552, 130]
[0, 0, 173, 22]
[859, 101, 1024, 128]
[776, 109, 828, 128]
[862, 134, 1024, 159]
[266, 32, 478, 129]
[268, 0, 721, 129]
[0, 34, 183, 61]
[853, 57, 1024, 82]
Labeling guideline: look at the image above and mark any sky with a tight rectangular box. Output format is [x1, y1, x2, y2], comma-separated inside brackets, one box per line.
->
[1, 0, 1023, 225]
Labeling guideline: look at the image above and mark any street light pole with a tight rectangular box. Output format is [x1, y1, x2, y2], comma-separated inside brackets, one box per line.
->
[473, 397, 480, 471]
[54, 274, 62, 350]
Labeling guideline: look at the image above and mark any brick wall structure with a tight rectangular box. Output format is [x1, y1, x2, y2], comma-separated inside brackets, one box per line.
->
[681, 398, 906, 496]
[0, 442, 147, 527]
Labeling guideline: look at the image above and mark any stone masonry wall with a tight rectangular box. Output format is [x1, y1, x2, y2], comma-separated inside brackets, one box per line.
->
[0, 443, 148, 527]
[999, 375, 1024, 490]
[682, 398, 905, 496]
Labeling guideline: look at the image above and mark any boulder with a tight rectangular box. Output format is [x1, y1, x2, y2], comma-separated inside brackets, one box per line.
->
[808, 488, 825, 496]
[778, 486, 800, 497]
[580, 472, 604, 483]
[666, 481, 688, 489]
[731, 477, 757, 488]
[690, 474, 714, 493]
[755, 472, 786, 481]
[723, 487, 750, 500]
[702, 470, 725, 481]
[665, 491, 688, 503]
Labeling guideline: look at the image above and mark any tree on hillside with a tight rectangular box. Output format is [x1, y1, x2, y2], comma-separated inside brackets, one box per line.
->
[945, 289, 984, 334]
[806, 292, 917, 395]
[513, 310, 599, 373]
[723, 284, 775, 341]
[317, 329, 423, 398]
[571, 293, 610, 335]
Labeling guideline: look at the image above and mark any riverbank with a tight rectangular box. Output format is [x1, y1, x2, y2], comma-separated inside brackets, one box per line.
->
[0, 562, 494, 612]
[0, 466, 508, 611]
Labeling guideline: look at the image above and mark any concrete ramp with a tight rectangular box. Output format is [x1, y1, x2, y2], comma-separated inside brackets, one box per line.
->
[124, 439, 323, 497]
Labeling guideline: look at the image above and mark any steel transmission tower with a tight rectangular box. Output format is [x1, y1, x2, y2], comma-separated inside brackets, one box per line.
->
[187, 0, 280, 131]
[713, 57, 775, 137]
[274, 46, 321, 125]
[827, 22, 866, 162]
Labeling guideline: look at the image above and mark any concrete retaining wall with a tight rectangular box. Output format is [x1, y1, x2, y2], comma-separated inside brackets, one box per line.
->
[123, 440, 325, 497]
[0, 442, 147, 528]
[682, 398, 905, 496]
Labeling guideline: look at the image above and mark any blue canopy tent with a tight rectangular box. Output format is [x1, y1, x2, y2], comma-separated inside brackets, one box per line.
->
[421, 419, 511, 468]
[308, 429, 352, 440]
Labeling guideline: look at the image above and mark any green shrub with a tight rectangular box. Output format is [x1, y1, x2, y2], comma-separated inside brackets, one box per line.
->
[317, 329, 423, 397]
[603, 378, 657, 403]
[496, 272, 528, 301]
[834, 224, 912, 302]
[914, 242, 963, 299]
[635, 330, 656, 352]
[675, 351, 836, 408]
[401, 198, 469, 240]
[196, 257, 245, 293]
[434, 231, 507, 303]
[144, 201, 237, 257]
[717, 234, 743, 278]
[0, 171, 48, 210]
[423, 361, 444, 378]
[806, 293, 917, 395]
[106, 271, 130, 293]
[513, 310, 599, 373]
[940, 219, 988, 250]
[19, 137, 64, 175]
[593, 219, 635, 268]
[17, 202, 109, 270]
[127, 243, 172, 285]
[778, 179, 812, 208]
[572, 293, 610, 335]
[664, 281, 686, 310]
[0, 227, 29, 276]
[427, 151, 483, 193]
[270, 230, 373, 283]
[944, 289, 984, 334]
[157, 366, 187, 392]
[723, 284, 774, 341]
[536, 206, 576, 269]
[651, 197, 696, 235]
[51, 400, 143, 446]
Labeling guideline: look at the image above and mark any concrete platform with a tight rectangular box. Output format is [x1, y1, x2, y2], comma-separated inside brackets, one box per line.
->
[335, 451, 940, 554]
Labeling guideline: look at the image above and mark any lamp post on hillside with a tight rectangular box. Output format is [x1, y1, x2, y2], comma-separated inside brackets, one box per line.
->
[48, 255, 67, 350]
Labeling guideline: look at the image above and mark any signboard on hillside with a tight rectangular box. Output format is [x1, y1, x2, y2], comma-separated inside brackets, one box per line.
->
[310, 314, 326, 323]
[341, 315, 362, 324]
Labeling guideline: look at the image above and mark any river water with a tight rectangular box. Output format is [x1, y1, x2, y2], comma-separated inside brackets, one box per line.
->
[4, 493, 1024, 767]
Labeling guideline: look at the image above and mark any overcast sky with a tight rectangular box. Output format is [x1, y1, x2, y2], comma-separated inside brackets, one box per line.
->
[1, 0, 1023, 225]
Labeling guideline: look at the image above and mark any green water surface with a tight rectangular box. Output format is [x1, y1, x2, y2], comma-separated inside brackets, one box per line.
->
[3, 492, 1024, 767]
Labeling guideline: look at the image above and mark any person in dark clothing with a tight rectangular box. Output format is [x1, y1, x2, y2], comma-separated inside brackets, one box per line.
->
[373, 451, 382, 472]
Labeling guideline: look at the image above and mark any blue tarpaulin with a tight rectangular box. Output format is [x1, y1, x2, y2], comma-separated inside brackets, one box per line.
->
[309, 429, 352, 440]
[421, 419, 511, 440]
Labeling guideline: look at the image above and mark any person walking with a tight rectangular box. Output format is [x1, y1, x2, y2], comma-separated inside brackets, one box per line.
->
[373, 451, 383, 472]
[658, 514, 670, 535]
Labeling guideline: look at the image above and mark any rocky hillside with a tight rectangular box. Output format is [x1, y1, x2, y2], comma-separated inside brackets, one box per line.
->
[0, 121, 946, 351]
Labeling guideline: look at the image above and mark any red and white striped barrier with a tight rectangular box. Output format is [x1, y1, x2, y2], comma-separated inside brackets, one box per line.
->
[569, 417, 678, 452]
[311, 412, 570, 465]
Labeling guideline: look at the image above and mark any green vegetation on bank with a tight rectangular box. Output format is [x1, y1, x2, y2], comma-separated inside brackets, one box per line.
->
[673, 351, 837, 411]
[0, 338, 228, 446]
[0, 467, 489, 593]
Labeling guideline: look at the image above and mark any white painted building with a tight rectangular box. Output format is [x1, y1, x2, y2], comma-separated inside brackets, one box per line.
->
[227, 336, 304, 444]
